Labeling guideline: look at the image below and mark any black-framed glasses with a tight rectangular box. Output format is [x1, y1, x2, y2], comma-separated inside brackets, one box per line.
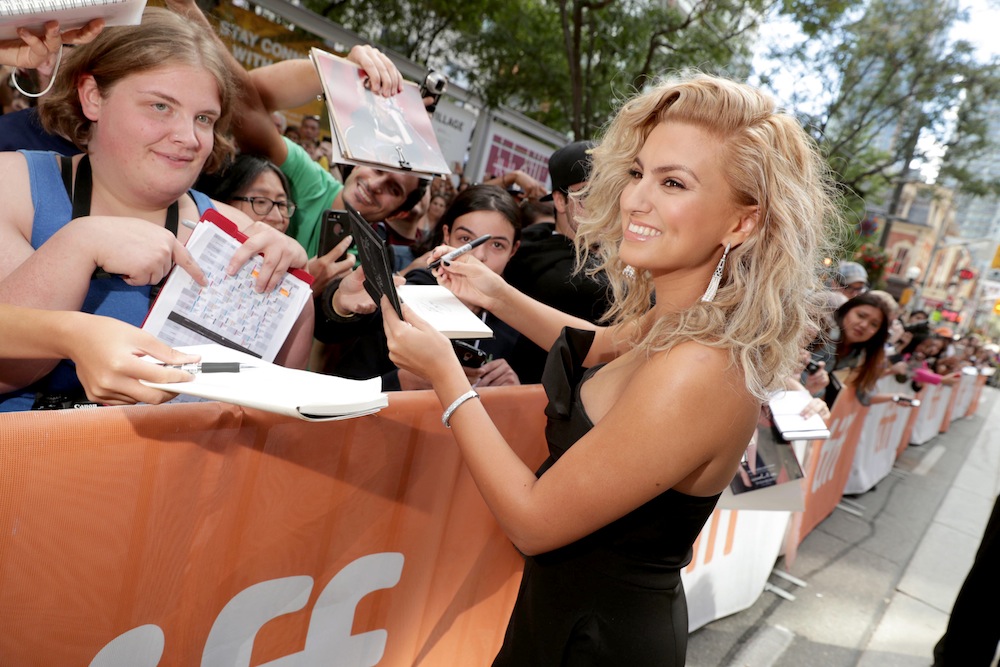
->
[232, 196, 296, 218]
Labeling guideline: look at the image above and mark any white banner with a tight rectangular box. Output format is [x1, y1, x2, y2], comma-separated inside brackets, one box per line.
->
[474, 117, 562, 186]
[430, 98, 478, 176]
[980, 279, 1000, 300]
[843, 377, 911, 494]
[681, 508, 791, 632]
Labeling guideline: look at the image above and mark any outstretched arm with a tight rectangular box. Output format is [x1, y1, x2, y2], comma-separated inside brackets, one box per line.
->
[383, 300, 757, 555]
[0, 305, 199, 405]
[164, 0, 404, 169]
[431, 252, 630, 366]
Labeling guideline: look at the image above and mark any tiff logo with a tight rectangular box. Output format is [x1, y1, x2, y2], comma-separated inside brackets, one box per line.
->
[89, 552, 404, 667]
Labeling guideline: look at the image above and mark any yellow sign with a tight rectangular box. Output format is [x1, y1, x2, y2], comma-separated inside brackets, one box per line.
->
[993, 299, 1000, 316]
[992, 244, 1000, 269]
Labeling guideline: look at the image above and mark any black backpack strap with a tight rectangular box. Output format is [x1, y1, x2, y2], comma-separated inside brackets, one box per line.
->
[60, 154, 73, 200]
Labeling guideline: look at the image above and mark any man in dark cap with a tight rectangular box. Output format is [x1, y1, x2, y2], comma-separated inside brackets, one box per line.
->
[504, 140, 613, 383]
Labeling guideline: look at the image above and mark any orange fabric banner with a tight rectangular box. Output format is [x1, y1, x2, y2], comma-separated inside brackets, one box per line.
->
[783, 388, 867, 564]
[0, 388, 548, 666]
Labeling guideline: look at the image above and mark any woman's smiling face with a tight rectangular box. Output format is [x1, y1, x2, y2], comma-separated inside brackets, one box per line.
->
[617, 121, 753, 295]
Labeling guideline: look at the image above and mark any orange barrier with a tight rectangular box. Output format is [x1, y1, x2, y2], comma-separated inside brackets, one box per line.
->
[782, 389, 866, 565]
[3, 373, 988, 660]
[0, 389, 549, 667]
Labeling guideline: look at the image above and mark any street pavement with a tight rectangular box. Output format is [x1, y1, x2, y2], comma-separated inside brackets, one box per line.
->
[686, 386, 1000, 667]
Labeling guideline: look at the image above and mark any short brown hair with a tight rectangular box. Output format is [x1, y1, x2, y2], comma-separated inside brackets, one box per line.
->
[39, 7, 236, 173]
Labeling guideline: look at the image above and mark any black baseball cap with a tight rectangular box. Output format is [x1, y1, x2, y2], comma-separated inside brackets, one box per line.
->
[541, 140, 594, 201]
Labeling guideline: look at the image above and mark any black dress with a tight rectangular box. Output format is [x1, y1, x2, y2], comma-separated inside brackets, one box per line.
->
[492, 328, 720, 667]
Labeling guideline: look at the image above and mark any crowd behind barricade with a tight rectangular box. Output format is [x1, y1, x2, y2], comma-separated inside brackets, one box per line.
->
[809, 259, 1000, 412]
[0, 4, 613, 403]
[1, 8, 998, 665]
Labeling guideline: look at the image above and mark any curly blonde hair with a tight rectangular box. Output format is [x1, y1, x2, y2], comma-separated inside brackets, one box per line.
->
[575, 71, 839, 400]
[38, 7, 236, 173]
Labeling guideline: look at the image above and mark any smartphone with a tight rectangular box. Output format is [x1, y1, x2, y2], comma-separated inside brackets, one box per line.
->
[453, 340, 488, 368]
[319, 210, 351, 260]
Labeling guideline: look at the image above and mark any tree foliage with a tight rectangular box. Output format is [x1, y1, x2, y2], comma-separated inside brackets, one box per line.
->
[300, 0, 769, 138]
[759, 0, 1000, 221]
[285, 0, 999, 251]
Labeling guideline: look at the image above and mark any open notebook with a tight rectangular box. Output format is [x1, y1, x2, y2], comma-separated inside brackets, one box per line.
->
[141, 344, 388, 422]
[1, 0, 147, 40]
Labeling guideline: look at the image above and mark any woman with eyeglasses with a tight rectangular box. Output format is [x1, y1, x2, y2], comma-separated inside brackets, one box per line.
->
[0, 9, 313, 413]
[196, 154, 297, 233]
[197, 153, 353, 297]
[199, 153, 359, 296]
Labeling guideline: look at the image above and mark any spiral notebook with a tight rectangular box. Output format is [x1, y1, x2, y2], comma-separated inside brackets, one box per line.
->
[0, 0, 147, 40]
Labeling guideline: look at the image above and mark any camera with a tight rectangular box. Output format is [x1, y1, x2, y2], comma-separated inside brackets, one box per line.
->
[893, 395, 921, 407]
[419, 69, 448, 113]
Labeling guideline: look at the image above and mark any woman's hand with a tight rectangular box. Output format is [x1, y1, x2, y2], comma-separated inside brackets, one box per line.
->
[0, 19, 104, 69]
[799, 396, 831, 424]
[430, 250, 509, 312]
[78, 216, 207, 287]
[307, 235, 355, 298]
[229, 221, 308, 292]
[382, 297, 461, 386]
[346, 44, 403, 97]
[66, 313, 199, 405]
[802, 361, 829, 396]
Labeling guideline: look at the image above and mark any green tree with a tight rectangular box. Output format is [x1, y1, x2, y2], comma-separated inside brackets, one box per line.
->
[301, 0, 770, 138]
[758, 0, 1000, 252]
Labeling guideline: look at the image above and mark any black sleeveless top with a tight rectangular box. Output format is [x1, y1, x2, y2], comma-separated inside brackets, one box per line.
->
[492, 327, 722, 667]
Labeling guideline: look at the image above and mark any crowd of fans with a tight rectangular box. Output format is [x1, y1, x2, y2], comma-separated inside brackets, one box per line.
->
[1, 9, 996, 410]
[804, 259, 1000, 411]
[5, 9, 999, 666]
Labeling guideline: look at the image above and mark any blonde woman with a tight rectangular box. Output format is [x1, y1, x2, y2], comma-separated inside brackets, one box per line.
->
[379, 72, 835, 665]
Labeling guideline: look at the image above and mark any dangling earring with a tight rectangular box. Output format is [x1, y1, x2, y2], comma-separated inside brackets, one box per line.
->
[701, 243, 731, 302]
[623, 265, 636, 280]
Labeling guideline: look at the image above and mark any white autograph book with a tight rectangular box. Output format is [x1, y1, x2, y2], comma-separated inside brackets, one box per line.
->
[141, 344, 388, 421]
[142, 210, 313, 363]
[0, 0, 147, 40]
[397, 284, 493, 339]
[766, 389, 831, 441]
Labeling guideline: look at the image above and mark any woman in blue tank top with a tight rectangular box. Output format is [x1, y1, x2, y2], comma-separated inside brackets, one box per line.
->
[0, 9, 314, 412]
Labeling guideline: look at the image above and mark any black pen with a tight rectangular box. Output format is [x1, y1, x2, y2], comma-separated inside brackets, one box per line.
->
[428, 234, 493, 269]
[161, 362, 257, 374]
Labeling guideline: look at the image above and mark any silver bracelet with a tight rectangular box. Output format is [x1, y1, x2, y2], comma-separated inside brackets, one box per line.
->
[442, 389, 480, 428]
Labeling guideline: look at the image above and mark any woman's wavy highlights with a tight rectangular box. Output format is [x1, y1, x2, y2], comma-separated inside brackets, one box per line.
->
[575, 71, 840, 400]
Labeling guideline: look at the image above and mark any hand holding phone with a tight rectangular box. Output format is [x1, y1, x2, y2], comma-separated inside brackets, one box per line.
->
[319, 210, 352, 261]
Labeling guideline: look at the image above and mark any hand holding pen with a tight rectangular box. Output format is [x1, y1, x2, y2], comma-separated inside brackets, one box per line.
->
[428, 234, 493, 269]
